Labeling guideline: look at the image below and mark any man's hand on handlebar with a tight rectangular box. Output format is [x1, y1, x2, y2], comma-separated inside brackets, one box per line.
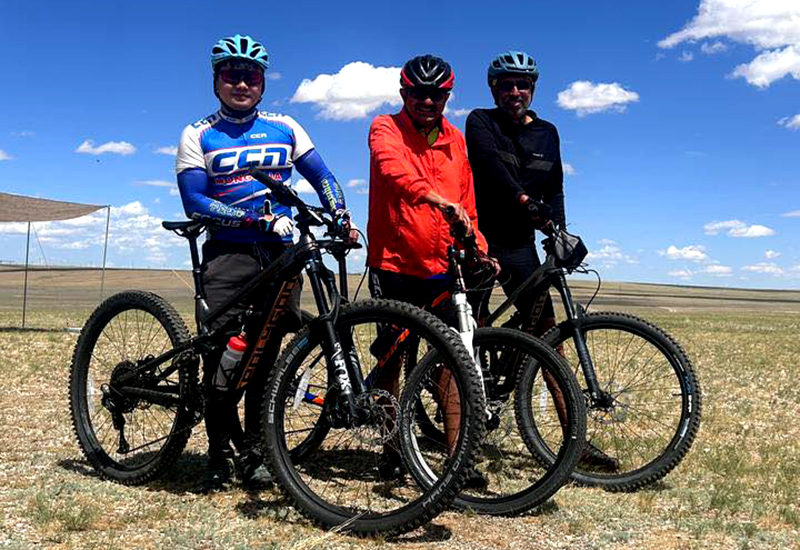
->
[441, 203, 473, 239]
[259, 214, 294, 237]
[518, 194, 553, 232]
[334, 209, 360, 244]
[473, 252, 501, 279]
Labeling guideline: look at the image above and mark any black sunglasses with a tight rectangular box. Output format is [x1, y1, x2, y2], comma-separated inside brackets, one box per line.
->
[497, 79, 533, 93]
[406, 87, 449, 102]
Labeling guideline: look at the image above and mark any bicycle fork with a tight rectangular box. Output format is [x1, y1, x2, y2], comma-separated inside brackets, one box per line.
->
[553, 272, 608, 405]
[303, 253, 365, 428]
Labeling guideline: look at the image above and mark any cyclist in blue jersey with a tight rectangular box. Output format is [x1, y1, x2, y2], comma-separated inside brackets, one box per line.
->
[176, 34, 350, 491]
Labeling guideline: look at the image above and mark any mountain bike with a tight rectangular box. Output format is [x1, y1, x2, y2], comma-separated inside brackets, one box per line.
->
[482, 202, 702, 492]
[395, 214, 586, 516]
[68, 170, 485, 537]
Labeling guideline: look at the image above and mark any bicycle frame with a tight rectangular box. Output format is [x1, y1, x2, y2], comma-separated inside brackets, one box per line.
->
[112, 192, 369, 428]
[482, 244, 606, 402]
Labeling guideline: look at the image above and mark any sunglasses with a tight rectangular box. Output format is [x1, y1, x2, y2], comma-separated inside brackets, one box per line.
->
[406, 87, 449, 102]
[497, 79, 533, 93]
[219, 68, 264, 87]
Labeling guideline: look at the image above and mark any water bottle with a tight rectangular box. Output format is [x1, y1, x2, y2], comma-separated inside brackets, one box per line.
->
[213, 335, 247, 391]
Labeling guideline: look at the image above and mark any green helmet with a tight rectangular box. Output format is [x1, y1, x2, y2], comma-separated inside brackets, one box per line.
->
[488, 51, 539, 85]
[211, 34, 269, 72]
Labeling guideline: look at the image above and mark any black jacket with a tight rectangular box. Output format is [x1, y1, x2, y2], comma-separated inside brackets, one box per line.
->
[466, 108, 565, 248]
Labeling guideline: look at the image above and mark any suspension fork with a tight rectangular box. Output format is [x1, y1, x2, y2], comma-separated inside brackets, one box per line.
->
[552, 271, 604, 400]
[447, 248, 489, 408]
[304, 250, 362, 424]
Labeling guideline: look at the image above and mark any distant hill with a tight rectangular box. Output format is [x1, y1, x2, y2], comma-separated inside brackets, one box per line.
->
[2, 267, 799, 314]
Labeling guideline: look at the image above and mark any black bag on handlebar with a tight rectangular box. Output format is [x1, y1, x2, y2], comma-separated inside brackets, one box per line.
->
[551, 228, 588, 270]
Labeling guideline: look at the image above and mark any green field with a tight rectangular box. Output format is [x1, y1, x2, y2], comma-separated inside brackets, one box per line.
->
[0, 269, 798, 549]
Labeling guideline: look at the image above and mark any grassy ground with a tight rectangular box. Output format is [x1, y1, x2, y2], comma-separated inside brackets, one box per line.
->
[0, 284, 799, 549]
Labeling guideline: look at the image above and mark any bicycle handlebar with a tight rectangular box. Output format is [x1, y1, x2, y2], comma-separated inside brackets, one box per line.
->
[249, 168, 353, 240]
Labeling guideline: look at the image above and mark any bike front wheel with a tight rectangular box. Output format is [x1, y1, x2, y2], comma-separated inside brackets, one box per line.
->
[404, 327, 586, 516]
[541, 312, 702, 491]
[262, 299, 484, 537]
[69, 291, 198, 485]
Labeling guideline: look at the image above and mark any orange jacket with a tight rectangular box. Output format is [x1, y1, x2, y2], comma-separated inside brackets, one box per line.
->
[367, 109, 489, 279]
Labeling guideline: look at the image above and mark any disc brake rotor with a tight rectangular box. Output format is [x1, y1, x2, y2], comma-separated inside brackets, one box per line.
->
[351, 389, 400, 445]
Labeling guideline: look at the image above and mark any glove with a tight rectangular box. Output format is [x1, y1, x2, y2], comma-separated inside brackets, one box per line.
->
[333, 209, 351, 234]
[333, 209, 360, 243]
[259, 214, 294, 237]
[519, 195, 553, 231]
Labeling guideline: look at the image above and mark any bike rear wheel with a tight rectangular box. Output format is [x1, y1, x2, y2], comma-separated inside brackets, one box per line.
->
[404, 327, 586, 515]
[69, 291, 198, 485]
[262, 299, 484, 537]
[541, 312, 701, 491]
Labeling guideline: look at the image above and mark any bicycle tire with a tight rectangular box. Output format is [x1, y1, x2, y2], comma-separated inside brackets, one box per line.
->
[262, 298, 484, 537]
[540, 311, 701, 491]
[404, 327, 586, 515]
[69, 291, 197, 485]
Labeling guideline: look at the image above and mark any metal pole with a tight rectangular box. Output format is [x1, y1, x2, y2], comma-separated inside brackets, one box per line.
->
[99, 206, 111, 302]
[22, 221, 31, 328]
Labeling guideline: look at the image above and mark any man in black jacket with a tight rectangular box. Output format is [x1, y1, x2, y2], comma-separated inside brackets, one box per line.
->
[466, 50, 564, 337]
[466, 50, 618, 472]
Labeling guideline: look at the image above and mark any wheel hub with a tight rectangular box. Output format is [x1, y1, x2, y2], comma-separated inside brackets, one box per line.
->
[103, 360, 142, 413]
[351, 389, 400, 445]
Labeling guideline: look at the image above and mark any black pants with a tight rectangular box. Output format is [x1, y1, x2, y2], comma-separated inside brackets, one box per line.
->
[368, 267, 488, 328]
[201, 239, 302, 460]
[488, 242, 556, 333]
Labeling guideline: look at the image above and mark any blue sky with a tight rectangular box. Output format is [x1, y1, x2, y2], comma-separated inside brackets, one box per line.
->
[1, 0, 798, 289]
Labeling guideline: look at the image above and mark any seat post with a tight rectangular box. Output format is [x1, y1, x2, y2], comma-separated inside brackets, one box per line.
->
[185, 230, 210, 333]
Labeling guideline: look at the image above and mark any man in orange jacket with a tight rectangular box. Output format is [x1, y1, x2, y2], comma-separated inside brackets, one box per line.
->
[367, 54, 494, 485]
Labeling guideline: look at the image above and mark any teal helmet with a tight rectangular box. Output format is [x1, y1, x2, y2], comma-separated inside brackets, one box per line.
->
[211, 34, 269, 71]
[487, 51, 539, 85]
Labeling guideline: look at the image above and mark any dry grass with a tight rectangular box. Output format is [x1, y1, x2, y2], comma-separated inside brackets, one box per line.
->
[1, 285, 799, 549]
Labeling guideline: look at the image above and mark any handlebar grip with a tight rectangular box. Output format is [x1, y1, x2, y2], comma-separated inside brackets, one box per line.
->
[443, 206, 470, 242]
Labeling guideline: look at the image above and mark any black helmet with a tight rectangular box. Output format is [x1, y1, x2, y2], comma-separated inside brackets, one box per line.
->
[400, 55, 454, 90]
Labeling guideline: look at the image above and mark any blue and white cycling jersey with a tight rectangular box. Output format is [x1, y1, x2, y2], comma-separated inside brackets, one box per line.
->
[176, 109, 345, 243]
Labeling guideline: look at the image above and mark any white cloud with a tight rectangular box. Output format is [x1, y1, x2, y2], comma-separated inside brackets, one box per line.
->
[294, 179, 315, 194]
[563, 163, 576, 176]
[765, 250, 781, 259]
[585, 240, 638, 267]
[11, 130, 34, 137]
[704, 264, 732, 276]
[679, 51, 695, 62]
[0, 222, 29, 235]
[266, 72, 282, 81]
[660, 245, 708, 261]
[449, 108, 471, 117]
[154, 146, 178, 156]
[291, 61, 402, 120]
[701, 41, 728, 55]
[136, 179, 179, 196]
[704, 219, 776, 237]
[732, 224, 775, 237]
[345, 179, 368, 195]
[659, 0, 800, 88]
[0, 201, 183, 266]
[781, 210, 800, 217]
[731, 46, 800, 87]
[76, 140, 136, 156]
[778, 114, 800, 130]
[556, 81, 639, 116]
[742, 262, 784, 275]
[0, 150, 12, 161]
[669, 269, 694, 279]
